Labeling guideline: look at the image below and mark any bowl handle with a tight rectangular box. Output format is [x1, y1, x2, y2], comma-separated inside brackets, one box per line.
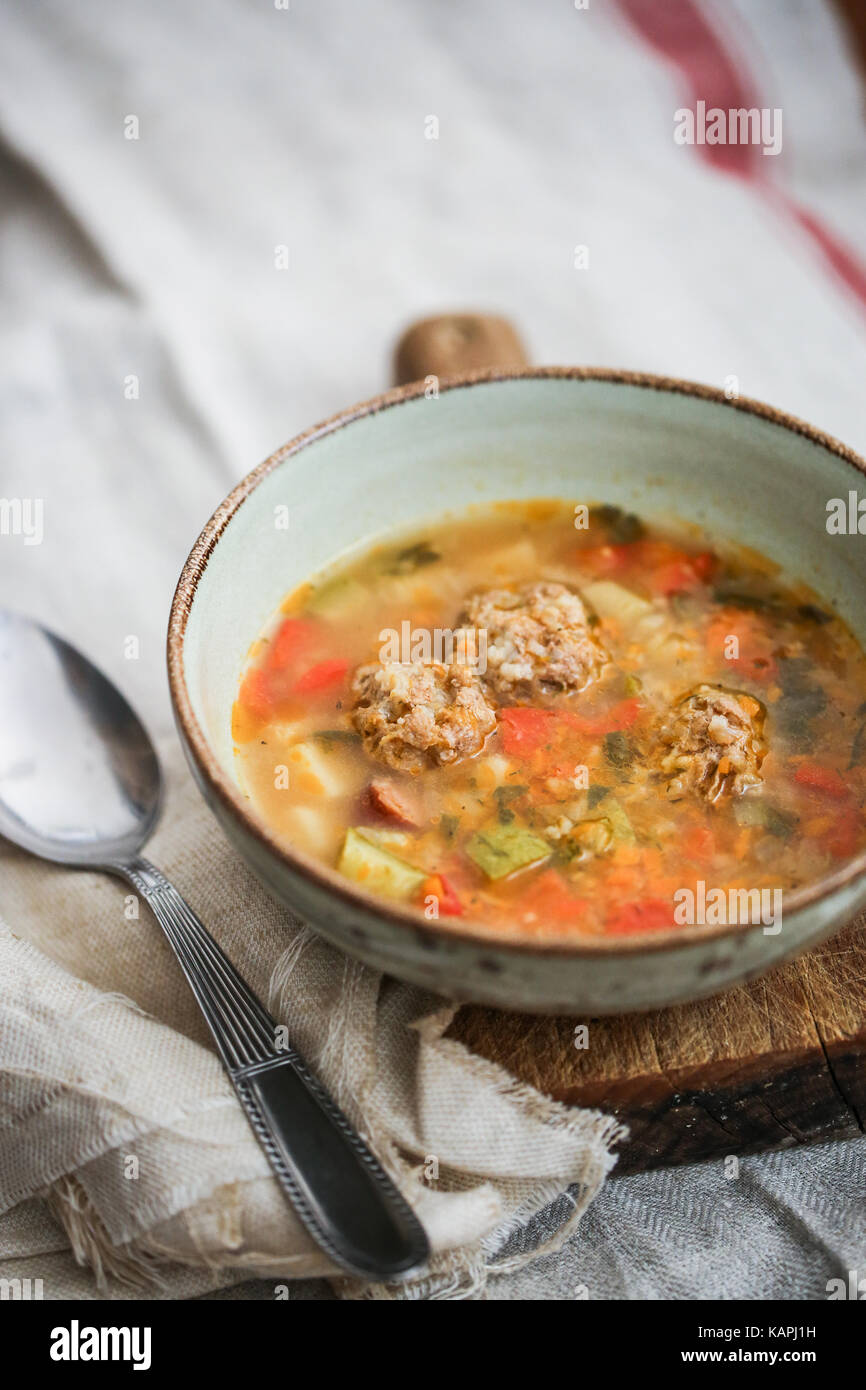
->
[393, 312, 528, 385]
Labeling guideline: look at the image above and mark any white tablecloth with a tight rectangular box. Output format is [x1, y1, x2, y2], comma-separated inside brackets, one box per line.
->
[1, 0, 865, 1299]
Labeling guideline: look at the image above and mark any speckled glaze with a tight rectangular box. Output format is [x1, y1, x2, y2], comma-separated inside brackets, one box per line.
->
[168, 369, 866, 1014]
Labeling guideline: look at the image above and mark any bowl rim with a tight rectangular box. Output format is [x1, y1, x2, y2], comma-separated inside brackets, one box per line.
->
[167, 365, 866, 958]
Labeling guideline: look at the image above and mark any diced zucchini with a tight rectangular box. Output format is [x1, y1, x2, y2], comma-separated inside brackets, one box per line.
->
[589, 793, 636, 844]
[306, 575, 367, 618]
[582, 580, 653, 626]
[337, 828, 426, 901]
[466, 823, 551, 880]
[734, 797, 797, 839]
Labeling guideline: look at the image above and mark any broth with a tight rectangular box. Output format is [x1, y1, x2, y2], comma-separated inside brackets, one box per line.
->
[232, 501, 866, 939]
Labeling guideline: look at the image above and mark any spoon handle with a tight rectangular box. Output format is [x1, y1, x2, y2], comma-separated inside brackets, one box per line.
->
[112, 856, 429, 1283]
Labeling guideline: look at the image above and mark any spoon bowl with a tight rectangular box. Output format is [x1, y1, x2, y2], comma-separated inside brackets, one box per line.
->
[0, 611, 161, 866]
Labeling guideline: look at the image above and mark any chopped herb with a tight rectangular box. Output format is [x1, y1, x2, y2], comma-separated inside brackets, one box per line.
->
[734, 798, 798, 839]
[587, 784, 611, 810]
[312, 729, 361, 749]
[385, 540, 441, 574]
[849, 702, 866, 769]
[493, 784, 529, 824]
[591, 504, 645, 544]
[439, 813, 459, 841]
[775, 657, 827, 748]
[603, 731, 633, 769]
[623, 673, 643, 696]
[797, 603, 832, 625]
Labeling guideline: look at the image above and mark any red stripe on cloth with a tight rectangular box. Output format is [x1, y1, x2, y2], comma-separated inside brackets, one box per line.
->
[614, 0, 866, 311]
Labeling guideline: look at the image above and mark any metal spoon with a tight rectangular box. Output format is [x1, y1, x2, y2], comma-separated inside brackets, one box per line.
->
[0, 610, 429, 1282]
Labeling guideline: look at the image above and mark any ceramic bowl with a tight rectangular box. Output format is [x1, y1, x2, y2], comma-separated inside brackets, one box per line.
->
[168, 369, 866, 1013]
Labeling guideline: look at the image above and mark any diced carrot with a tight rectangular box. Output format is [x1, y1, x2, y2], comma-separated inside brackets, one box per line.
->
[794, 763, 849, 800]
[606, 898, 672, 936]
[238, 667, 274, 721]
[420, 873, 464, 917]
[516, 869, 588, 925]
[293, 658, 349, 695]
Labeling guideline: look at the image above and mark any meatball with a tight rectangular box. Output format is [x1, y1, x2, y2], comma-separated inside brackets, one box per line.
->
[352, 660, 496, 774]
[657, 685, 766, 803]
[461, 581, 607, 698]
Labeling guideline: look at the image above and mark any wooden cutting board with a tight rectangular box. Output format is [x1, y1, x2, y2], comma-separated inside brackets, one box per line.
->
[449, 914, 866, 1173]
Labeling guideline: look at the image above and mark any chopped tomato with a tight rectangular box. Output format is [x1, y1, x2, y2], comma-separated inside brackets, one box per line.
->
[570, 697, 642, 736]
[293, 658, 349, 695]
[266, 617, 320, 674]
[606, 898, 672, 935]
[651, 552, 716, 597]
[238, 667, 274, 721]
[420, 873, 464, 917]
[575, 542, 634, 576]
[824, 809, 860, 860]
[705, 610, 777, 684]
[683, 823, 714, 861]
[516, 870, 588, 925]
[794, 763, 849, 800]
[500, 707, 559, 756]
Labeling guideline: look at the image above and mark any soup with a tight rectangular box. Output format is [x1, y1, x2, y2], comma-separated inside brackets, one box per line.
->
[232, 501, 866, 939]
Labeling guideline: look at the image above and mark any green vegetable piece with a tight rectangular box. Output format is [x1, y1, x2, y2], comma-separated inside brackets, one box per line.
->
[386, 540, 441, 574]
[603, 731, 633, 769]
[587, 784, 611, 810]
[591, 504, 645, 544]
[493, 784, 529, 824]
[776, 657, 827, 748]
[623, 673, 643, 696]
[307, 575, 367, 617]
[439, 813, 459, 841]
[312, 729, 361, 748]
[337, 828, 426, 901]
[603, 797, 637, 844]
[466, 823, 551, 880]
[849, 702, 866, 770]
[733, 798, 797, 839]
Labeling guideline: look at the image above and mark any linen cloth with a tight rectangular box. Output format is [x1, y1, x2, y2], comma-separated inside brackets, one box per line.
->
[1, 0, 865, 1300]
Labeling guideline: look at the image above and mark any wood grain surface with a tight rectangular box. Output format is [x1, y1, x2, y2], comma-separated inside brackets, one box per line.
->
[450, 915, 866, 1172]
